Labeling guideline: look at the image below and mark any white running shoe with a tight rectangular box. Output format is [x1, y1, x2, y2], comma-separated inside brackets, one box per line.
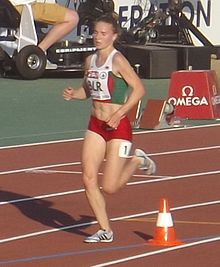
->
[84, 229, 113, 243]
[135, 149, 156, 175]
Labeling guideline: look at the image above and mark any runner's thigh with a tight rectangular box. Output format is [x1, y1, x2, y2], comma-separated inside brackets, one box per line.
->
[82, 130, 106, 176]
[103, 139, 132, 183]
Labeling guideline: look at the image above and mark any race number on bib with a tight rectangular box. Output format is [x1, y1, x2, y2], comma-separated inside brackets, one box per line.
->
[118, 141, 132, 158]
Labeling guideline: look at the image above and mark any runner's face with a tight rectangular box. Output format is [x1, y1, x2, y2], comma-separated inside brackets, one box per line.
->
[92, 22, 117, 50]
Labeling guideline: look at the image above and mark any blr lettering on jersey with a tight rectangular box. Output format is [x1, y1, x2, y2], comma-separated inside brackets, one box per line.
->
[87, 80, 103, 91]
[87, 69, 111, 100]
[87, 70, 103, 93]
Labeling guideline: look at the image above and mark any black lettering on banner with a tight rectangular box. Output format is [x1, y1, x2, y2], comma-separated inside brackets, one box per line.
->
[182, 0, 211, 26]
[118, 0, 212, 29]
[130, 5, 143, 28]
[182, 1, 194, 22]
[197, 0, 211, 26]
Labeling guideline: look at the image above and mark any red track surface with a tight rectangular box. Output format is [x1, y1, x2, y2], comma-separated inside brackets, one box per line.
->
[0, 125, 220, 267]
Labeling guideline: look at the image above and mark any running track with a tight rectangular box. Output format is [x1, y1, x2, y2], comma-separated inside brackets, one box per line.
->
[0, 124, 220, 267]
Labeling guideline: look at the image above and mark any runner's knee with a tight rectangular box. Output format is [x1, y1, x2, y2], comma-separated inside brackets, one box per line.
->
[102, 181, 119, 195]
[82, 171, 98, 190]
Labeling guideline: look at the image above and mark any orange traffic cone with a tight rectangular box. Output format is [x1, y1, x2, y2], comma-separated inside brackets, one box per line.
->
[148, 198, 183, 246]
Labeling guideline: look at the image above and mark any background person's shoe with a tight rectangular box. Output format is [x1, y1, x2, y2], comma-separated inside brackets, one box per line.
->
[135, 149, 156, 175]
[84, 229, 113, 243]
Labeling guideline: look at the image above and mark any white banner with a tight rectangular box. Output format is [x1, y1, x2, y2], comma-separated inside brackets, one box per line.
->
[57, 0, 219, 46]
[114, 0, 220, 46]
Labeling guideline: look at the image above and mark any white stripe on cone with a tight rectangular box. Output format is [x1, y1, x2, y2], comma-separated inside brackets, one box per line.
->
[156, 212, 173, 227]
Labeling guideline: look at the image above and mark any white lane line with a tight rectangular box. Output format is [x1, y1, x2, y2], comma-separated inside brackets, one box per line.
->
[0, 162, 81, 175]
[25, 169, 81, 174]
[91, 236, 220, 267]
[128, 169, 220, 186]
[0, 220, 97, 244]
[149, 144, 220, 156]
[1, 169, 219, 206]
[0, 189, 85, 206]
[25, 169, 165, 179]
[1, 144, 220, 176]
[110, 199, 220, 222]
[0, 123, 219, 150]
[0, 199, 219, 244]
[39, 168, 219, 185]
[0, 174, 163, 205]
[0, 137, 84, 150]
[133, 123, 220, 134]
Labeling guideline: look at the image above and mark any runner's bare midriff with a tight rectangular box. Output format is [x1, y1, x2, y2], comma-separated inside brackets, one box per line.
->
[91, 101, 122, 121]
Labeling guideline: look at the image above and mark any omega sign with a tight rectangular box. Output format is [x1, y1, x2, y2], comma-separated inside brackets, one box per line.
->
[167, 70, 220, 119]
[168, 85, 209, 107]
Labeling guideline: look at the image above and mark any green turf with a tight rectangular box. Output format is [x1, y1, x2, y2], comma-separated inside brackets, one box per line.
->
[0, 78, 91, 146]
[0, 76, 219, 147]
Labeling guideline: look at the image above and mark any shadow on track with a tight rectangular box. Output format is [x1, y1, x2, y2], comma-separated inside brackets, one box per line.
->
[0, 190, 94, 237]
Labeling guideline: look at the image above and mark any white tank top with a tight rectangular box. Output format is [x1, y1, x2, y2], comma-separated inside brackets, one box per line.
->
[86, 49, 118, 101]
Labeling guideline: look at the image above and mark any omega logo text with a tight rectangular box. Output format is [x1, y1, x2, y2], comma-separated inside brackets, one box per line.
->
[168, 85, 209, 107]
